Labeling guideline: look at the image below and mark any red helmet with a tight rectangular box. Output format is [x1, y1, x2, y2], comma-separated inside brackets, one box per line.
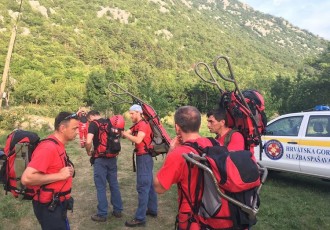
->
[110, 115, 125, 130]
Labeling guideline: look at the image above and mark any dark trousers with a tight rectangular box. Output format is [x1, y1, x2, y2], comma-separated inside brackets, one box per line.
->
[32, 200, 69, 230]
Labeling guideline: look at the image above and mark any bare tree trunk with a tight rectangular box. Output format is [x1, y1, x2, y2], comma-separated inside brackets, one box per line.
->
[5, 91, 10, 108]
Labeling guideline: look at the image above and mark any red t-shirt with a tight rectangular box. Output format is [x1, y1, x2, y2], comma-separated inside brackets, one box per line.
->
[28, 135, 73, 203]
[130, 120, 152, 155]
[217, 129, 245, 151]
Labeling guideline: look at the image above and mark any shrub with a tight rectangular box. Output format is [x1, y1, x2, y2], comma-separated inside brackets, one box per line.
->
[0, 109, 25, 130]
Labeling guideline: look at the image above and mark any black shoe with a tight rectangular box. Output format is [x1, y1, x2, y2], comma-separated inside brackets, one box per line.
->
[146, 210, 157, 218]
[125, 218, 146, 227]
[91, 214, 107, 222]
[112, 211, 122, 218]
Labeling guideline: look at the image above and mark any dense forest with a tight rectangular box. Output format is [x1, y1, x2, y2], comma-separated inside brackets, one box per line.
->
[0, 0, 329, 119]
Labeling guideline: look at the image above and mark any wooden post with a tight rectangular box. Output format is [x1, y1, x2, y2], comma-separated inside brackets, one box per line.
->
[0, 26, 17, 109]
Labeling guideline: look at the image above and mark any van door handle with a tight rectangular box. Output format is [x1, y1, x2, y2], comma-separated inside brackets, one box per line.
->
[287, 142, 298, 144]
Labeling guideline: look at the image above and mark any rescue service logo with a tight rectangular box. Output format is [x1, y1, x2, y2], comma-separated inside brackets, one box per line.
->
[264, 139, 284, 160]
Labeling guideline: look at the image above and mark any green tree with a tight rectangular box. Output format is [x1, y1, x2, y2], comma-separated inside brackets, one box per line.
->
[270, 44, 330, 114]
[85, 71, 110, 112]
[13, 70, 50, 104]
[290, 45, 330, 112]
[187, 82, 219, 113]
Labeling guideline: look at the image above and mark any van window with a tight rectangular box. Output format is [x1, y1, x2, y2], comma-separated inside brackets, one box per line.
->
[306, 115, 330, 137]
[266, 116, 303, 136]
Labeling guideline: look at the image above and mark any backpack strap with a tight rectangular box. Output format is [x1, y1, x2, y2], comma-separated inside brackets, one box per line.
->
[183, 137, 219, 154]
[180, 140, 220, 226]
[36, 138, 73, 202]
[207, 137, 220, 147]
[131, 119, 153, 153]
[91, 119, 113, 157]
[43, 138, 75, 175]
[224, 129, 238, 147]
[177, 142, 202, 212]
[93, 119, 108, 149]
[129, 119, 141, 132]
[142, 120, 154, 153]
[182, 142, 202, 155]
[177, 177, 198, 227]
[40, 137, 59, 146]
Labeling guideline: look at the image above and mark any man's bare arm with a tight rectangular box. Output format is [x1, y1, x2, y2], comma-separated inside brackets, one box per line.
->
[21, 166, 73, 186]
[153, 176, 167, 194]
[85, 133, 94, 156]
[122, 130, 146, 144]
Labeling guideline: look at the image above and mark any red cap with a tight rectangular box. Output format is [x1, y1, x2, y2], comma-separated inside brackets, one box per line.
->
[110, 115, 125, 130]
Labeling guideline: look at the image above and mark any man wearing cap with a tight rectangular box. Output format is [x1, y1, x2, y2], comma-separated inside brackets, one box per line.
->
[85, 110, 123, 222]
[22, 112, 79, 230]
[122, 104, 158, 227]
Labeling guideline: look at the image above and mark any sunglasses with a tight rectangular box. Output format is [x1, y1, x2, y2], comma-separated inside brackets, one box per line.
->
[63, 113, 78, 121]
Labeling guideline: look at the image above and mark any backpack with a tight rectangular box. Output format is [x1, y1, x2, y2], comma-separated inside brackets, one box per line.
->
[139, 102, 171, 157]
[107, 82, 171, 157]
[0, 130, 40, 199]
[182, 138, 264, 230]
[93, 118, 121, 157]
[1, 130, 75, 200]
[219, 89, 267, 153]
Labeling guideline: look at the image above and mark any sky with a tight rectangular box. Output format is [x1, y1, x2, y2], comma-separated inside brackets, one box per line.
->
[240, 0, 330, 40]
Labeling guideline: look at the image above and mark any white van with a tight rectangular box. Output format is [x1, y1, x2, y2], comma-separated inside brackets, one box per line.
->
[254, 106, 330, 179]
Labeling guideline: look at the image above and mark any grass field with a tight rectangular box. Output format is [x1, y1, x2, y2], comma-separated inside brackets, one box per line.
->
[1, 136, 329, 230]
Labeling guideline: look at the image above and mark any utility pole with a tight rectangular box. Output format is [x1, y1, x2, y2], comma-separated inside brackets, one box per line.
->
[0, 25, 17, 109]
[0, 0, 23, 109]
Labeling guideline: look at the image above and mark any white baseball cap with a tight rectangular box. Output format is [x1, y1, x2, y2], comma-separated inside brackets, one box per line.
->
[129, 104, 142, 113]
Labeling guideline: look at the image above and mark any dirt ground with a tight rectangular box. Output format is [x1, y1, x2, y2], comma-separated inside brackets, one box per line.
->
[67, 138, 177, 230]
[0, 138, 177, 230]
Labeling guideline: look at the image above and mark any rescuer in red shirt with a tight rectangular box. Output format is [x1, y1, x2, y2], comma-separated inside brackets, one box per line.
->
[154, 106, 233, 230]
[122, 104, 158, 227]
[207, 108, 245, 151]
[78, 110, 89, 148]
[22, 112, 79, 230]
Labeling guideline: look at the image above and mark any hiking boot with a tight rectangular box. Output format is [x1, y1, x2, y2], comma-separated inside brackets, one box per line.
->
[91, 214, 107, 222]
[146, 210, 157, 218]
[125, 218, 146, 227]
[112, 211, 122, 218]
